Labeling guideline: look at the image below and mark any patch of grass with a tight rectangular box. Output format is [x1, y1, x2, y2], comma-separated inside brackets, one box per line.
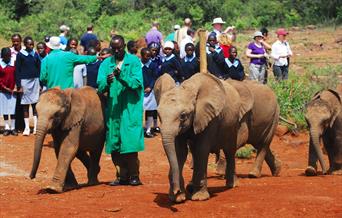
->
[236, 144, 256, 159]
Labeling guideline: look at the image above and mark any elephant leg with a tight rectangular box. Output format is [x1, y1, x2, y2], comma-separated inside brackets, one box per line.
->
[47, 131, 80, 193]
[188, 138, 210, 201]
[223, 148, 238, 188]
[265, 147, 281, 176]
[52, 134, 78, 188]
[87, 148, 102, 185]
[175, 137, 188, 202]
[216, 150, 226, 176]
[248, 145, 267, 178]
[305, 138, 319, 176]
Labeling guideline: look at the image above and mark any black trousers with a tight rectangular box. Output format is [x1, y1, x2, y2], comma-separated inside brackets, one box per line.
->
[111, 152, 140, 181]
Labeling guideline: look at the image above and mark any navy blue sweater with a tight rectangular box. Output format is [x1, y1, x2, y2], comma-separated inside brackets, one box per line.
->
[142, 61, 158, 89]
[15, 50, 40, 87]
[180, 56, 199, 82]
[86, 60, 102, 88]
[160, 55, 182, 83]
[207, 50, 226, 79]
[223, 58, 245, 81]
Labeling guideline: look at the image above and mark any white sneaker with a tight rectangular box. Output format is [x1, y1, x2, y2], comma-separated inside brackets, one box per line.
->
[23, 128, 30, 136]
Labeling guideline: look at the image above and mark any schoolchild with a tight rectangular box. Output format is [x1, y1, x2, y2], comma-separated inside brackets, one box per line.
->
[127, 40, 138, 55]
[10, 34, 22, 62]
[86, 47, 102, 89]
[0, 48, 18, 136]
[141, 48, 159, 137]
[148, 42, 162, 77]
[223, 46, 245, 81]
[180, 43, 199, 82]
[15, 36, 40, 136]
[35, 42, 47, 61]
[160, 41, 182, 84]
[206, 33, 226, 79]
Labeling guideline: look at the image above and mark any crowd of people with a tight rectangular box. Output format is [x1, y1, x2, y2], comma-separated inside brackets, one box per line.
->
[0, 17, 293, 186]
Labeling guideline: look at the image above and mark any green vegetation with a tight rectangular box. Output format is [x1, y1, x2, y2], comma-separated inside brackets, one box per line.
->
[269, 65, 341, 129]
[0, 0, 341, 41]
[236, 145, 256, 159]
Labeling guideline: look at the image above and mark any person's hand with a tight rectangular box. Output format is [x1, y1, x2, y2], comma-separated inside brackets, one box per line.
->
[264, 53, 269, 59]
[144, 87, 151, 93]
[113, 67, 121, 77]
[16, 87, 23, 93]
[107, 73, 114, 85]
[209, 47, 216, 53]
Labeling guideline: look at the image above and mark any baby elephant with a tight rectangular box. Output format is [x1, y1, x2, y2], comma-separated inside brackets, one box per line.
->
[29, 87, 106, 193]
[305, 89, 342, 176]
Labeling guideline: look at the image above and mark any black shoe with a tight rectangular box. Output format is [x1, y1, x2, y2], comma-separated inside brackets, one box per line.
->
[108, 179, 129, 186]
[144, 131, 154, 138]
[152, 127, 161, 133]
[10, 130, 18, 136]
[3, 130, 10, 136]
[129, 177, 142, 186]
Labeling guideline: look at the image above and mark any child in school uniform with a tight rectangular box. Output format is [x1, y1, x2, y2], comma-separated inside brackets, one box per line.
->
[160, 41, 182, 84]
[141, 48, 159, 137]
[206, 33, 226, 79]
[35, 42, 47, 61]
[15, 36, 41, 136]
[180, 43, 199, 82]
[86, 47, 102, 89]
[148, 42, 162, 78]
[0, 47, 18, 136]
[223, 46, 245, 81]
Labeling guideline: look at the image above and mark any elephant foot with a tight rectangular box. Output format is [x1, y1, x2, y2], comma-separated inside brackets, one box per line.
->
[248, 170, 261, 178]
[168, 189, 186, 203]
[45, 184, 63, 193]
[191, 190, 210, 201]
[305, 166, 317, 176]
[271, 160, 282, 176]
[226, 175, 238, 189]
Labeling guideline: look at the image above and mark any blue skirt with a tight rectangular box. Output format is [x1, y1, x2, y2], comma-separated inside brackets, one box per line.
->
[143, 91, 157, 111]
[0, 92, 17, 115]
[21, 78, 40, 105]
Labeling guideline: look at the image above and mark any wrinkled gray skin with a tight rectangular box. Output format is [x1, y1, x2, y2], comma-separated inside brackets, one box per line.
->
[156, 73, 247, 203]
[304, 89, 342, 176]
[29, 87, 106, 193]
[216, 80, 281, 178]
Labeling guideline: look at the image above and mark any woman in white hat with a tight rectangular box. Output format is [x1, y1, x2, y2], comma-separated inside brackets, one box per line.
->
[245, 31, 269, 84]
[211, 17, 236, 42]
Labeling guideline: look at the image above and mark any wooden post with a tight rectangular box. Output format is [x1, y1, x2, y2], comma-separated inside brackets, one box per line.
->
[198, 29, 207, 73]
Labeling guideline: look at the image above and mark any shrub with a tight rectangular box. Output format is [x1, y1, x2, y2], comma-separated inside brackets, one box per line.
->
[236, 144, 256, 159]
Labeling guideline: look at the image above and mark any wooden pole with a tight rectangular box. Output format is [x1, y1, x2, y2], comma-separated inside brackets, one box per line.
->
[198, 29, 207, 73]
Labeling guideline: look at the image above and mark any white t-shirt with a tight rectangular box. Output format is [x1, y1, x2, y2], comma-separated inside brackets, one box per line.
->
[73, 64, 87, 88]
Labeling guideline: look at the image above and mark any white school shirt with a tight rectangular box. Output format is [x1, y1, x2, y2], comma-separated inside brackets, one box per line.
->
[271, 40, 293, 66]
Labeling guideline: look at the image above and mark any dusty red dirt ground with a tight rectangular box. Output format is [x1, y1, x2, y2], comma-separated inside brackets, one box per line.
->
[1, 131, 341, 217]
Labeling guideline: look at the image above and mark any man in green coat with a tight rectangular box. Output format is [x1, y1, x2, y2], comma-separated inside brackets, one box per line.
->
[40, 36, 98, 90]
[97, 35, 144, 186]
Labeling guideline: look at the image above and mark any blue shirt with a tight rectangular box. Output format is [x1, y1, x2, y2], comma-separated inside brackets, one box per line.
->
[59, 35, 68, 46]
[160, 54, 182, 83]
[86, 60, 101, 88]
[80, 32, 98, 50]
[142, 60, 158, 89]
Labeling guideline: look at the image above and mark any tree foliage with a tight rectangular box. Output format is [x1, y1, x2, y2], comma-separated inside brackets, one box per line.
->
[0, 0, 340, 41]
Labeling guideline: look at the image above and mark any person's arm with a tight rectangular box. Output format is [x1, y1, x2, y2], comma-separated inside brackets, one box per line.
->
[15, 53, 22, 88]
[116, 59, 143, 90]
[246, 48, 264, 59]
[97, 61, 110, 93]
[261, 40, 272, 50]
[286, 42, 293, 56]
[70, 52, 97, 65]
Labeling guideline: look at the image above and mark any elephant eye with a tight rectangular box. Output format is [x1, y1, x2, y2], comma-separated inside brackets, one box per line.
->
[180, 112, 188, 121]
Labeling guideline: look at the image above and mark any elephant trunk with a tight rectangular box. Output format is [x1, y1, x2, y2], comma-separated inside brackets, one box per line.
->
[309, 126, 328, 174]
[29, 118, 48, 179]
[161, 132, 181, 195]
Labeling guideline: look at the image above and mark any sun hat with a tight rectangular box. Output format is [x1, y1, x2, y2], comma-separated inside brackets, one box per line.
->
[46, 36, 63, 50]
[212, 17, 226, 25]
[276, 28, 288, 36]
[59, 25, 70, 32]
[164, 41, 174, 49]
[253, 31, 263, 39]
[174, 24, 181, 30]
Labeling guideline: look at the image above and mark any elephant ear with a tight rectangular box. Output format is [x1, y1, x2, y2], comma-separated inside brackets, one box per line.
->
[154, 74, 176, 105]
[186, 74, 226, 134]
[327, 89, 342, 127]
[62, 88, 86, 131]
[227, 80, 254, 122]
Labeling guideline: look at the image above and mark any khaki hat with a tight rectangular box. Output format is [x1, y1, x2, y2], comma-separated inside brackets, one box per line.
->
[253, 31, 263, 39]
[212, 17, 226, 25]
[46, 36, 63, 50]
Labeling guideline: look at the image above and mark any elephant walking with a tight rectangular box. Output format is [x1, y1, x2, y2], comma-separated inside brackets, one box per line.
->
[216, 80, 281, 178]
[304, 89, 342, 176]
[29, 87, 106, 193]
[156, 73, 253, 203]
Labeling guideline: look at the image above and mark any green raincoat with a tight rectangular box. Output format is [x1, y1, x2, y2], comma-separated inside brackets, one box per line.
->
[40, 49, 97, 90]
[97, 52, 144, 154]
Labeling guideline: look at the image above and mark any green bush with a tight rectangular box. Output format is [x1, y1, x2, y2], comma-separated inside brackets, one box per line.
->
[236, 144, 255, 159]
